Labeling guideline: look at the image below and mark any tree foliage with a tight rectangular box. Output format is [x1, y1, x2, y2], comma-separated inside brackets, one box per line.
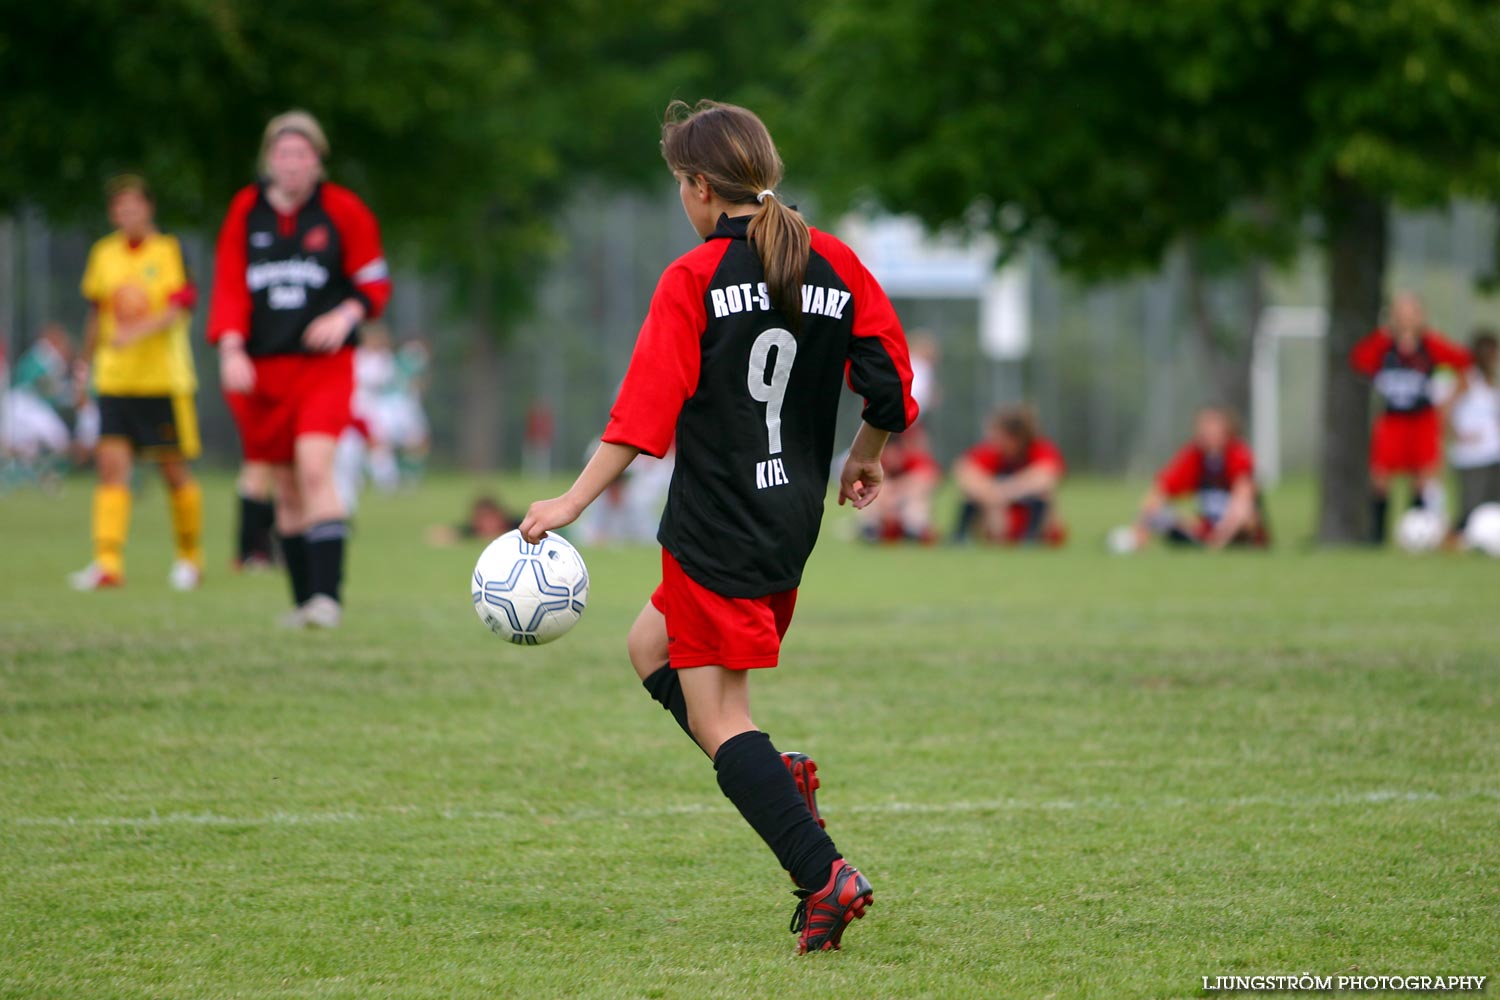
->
[0, 0, 808, 278]
[797, 0, 1500, 539]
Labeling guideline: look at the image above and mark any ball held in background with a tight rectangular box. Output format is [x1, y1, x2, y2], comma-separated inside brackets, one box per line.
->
[1395, 508, 1445, 553]
[1462, 502, 1500, 557]
[471, 529, 589, 645]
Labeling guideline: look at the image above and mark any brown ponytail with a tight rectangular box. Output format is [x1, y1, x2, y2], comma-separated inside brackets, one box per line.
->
[661, 100, 811, 326]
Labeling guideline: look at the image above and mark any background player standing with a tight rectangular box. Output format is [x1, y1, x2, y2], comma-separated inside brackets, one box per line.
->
[518, 101, 917, 954]
[1349, 292, 1470, 544]
[70, 175, 203, 591]
[1447, 329, 1500, 534]
[208, 111, 391, 628]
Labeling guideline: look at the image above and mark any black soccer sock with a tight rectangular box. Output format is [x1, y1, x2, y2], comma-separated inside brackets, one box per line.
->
[239, 493, 275, 563]
[714, 730, 841, 890]
[1165, 525, 1202, 547]
[1017, 497, 1049, 542]
[279, 532, 311, 607]
[1370, 494, 1390, 545]
[953, 500, 980, 541]
[642, 665, 696, 743]
[306, 520, 347, 603]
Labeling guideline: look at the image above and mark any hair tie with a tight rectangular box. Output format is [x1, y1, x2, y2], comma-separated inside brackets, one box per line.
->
[756, 189, 775, 204]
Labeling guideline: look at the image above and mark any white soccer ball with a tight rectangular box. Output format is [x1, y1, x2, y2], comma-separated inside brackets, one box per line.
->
[1462, 502, 1500, 557]
[1106, 525, 1140, 555]
[471, 529, 589, 645]
[1395, 508, 1445, 553]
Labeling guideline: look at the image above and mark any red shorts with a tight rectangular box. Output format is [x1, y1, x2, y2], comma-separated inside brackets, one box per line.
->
[651, 549, 797, 670]
[1370, 410, 1441, 475]
[225, 349, 354, 464]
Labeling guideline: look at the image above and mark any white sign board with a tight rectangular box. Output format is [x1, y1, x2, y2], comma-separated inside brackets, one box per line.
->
[836, 214, 1029, 360]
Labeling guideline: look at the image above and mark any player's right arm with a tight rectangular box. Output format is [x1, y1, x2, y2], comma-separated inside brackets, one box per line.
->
[1348, 330, 1388, 378]
[208, 187, 258, 392]
[521, 260, 706, 542]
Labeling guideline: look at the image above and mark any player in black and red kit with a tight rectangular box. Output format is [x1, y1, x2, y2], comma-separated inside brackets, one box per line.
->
[1349, 292, 1470, 545]
[208, 111, 391, 627]
[1132, 407, 1267, 549]
[519, 101, 917, 954]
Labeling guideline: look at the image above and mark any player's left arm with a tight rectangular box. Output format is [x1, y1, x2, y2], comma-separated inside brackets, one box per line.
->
[825, 234, 919, 433]
[1429, 334, 1472, 420]
[990, 460, 1062, 506]
[305, 187, 392, 352]
[111, 239, 197, 346]
[1206, 476, 1257, 550]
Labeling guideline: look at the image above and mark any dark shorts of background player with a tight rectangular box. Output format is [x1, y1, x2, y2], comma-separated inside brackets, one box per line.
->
[224, 348, 354, 464]
[651, 549, 797, 670]
[98, 394, 201, 460]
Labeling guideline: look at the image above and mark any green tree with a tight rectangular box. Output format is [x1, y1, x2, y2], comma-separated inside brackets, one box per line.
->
[798, 0, 1500, 542]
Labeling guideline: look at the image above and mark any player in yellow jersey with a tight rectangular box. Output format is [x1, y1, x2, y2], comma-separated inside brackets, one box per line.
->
[70, 175, 204, 591]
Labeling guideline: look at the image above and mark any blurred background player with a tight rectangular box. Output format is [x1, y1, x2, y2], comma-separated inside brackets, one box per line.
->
[1448, 329, 1500, 536]
[209, 110, 391, 628]
[1, 323, 76, 488]
[860, 426, 940, 543]
[1130, 407, 1267, 550]
[424, 494, 519, 547]
[953, 404, 1066, 545]
[1349, 291, 1470, 544]
[70, 176, 203, 591]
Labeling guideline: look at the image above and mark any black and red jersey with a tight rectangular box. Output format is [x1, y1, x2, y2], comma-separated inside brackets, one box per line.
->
[207, 182, 391, 357]
[1350, 328, 1470, 415]
[603, 214, 918, 598]
[1157, 439, 1255, 523]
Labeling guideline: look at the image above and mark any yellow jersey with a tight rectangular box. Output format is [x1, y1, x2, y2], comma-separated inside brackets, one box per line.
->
[81, 231, 197, 396]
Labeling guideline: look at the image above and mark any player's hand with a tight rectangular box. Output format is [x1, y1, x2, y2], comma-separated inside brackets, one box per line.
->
[111, 319, 146, 347]
[219, 346, 256, 394]
[838, 455, 885, 509]
[519, 495, 583, 544]
[303, 305, 357, 353]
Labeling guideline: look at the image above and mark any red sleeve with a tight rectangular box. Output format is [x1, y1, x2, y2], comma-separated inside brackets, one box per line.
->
[1156, 444, 1202, 497]
[1349, 329, 1390, 377]
[601, 250, 719, 459]
[1423, 331, 1472, 370]
[168, 282, 197, 311]
[206, 186, 257, 344]
[963, 443, 1003, 475]
[322, 183, 392, 320]
[1028, 438, 1066, 476]
[1225, 440, 1255, 483]
[812, 230, 919, 432]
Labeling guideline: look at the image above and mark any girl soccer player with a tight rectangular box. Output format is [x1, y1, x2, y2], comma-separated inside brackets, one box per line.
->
[519, 100, 917, 954]
[208, 110, 391, 628]
[70, 175, 203, 592]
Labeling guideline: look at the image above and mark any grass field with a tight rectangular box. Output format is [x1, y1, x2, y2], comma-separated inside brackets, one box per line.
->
[2, 472, 1497, 999]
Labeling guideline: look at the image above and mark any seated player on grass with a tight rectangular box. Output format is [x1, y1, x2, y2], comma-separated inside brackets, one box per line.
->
[860, 424, 941, 543]
[424, 495, 517, 547]
[1133, 407, 1267, 550]
[953, 404, 1066, 545]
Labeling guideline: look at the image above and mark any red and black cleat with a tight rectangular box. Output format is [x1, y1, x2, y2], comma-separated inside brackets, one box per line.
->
[790, 859, 874, 954]
[781, 751, 824, 829]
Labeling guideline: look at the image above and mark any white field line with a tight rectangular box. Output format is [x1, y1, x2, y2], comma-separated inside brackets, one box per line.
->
[5, 789, 1496, 830]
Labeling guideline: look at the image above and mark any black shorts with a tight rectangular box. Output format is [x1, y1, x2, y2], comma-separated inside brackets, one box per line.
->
[98, 394, 200, 459]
